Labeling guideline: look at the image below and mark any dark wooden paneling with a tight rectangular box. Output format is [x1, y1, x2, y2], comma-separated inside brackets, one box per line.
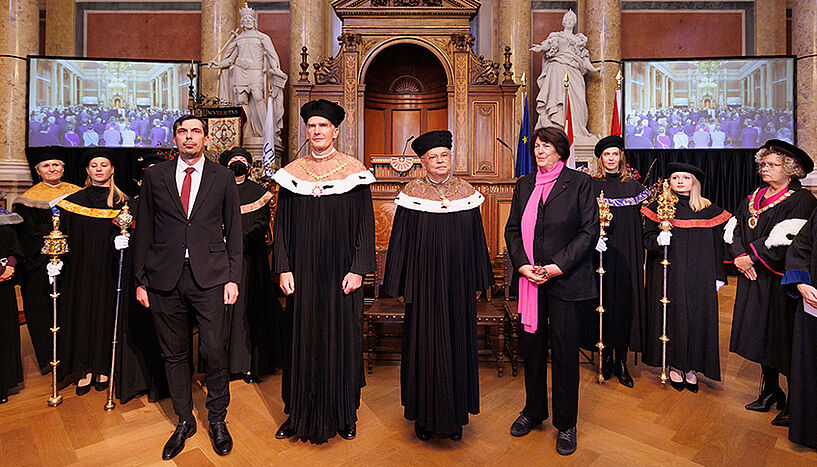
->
[391, 109, 421, 154]
[364, 108, 387, 164]
[472, 102, 498, 175]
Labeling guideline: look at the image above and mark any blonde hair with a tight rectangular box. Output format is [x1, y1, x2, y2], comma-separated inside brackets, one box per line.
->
[592, 149, 632, 182]
[84, 175, 128, 208]
[686, 176, 711, 212]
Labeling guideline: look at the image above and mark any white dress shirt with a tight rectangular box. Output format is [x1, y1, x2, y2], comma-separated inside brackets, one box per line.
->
[175, 155, 205, 218]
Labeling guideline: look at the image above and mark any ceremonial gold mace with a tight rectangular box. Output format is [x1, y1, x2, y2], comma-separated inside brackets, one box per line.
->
[105, 204, 134, 411]
[596, 192, 613, 384]
[656, 180, 677, 384]
[42, 214, 68, 407]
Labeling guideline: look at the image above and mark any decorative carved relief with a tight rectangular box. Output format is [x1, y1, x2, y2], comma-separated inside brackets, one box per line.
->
[473, 102, 497, 174]
[314, 57, 342, 85]
[454, 52, 468, 172]
[471, 55, 500, 85]
[340, 33, 362, 51]
[452, 33, 475, 52]
[389, 76, 424, 94]
[373, 200, 397, 249]
[343, 52, 359, 156]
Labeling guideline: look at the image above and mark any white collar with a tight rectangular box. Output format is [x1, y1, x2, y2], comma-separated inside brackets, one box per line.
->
[311, 147, 336, 159]
[395, 190, 484, 214]
[176, 154, 205, 174]
[273, 168, 376, 196]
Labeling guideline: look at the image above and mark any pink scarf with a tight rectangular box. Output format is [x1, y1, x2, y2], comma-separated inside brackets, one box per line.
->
[518, 161, 564, 333]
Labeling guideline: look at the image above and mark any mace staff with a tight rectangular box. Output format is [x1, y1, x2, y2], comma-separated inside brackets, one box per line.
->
[42, 214, 69, 407]
[656, 180, 677, 384]
[596, 191, 613, 384]
[104, 204, 134, 412]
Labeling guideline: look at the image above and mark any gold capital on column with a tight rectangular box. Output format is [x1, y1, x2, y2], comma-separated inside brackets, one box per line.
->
[585, 0, 621, 137]
[288, 0, 326, 161]
[201, 0, 239, 100]
[793, 0, 817, 160]
[45, 0, 76, 56]
[1, 0, 39, 164]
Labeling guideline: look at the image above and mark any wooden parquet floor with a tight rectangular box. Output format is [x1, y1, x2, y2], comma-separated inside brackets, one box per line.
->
[1, 280, 816, 466]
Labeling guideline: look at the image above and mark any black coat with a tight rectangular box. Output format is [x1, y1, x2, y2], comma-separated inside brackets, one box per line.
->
[132, 158, 242, 291]
[504, 167, 600, 302]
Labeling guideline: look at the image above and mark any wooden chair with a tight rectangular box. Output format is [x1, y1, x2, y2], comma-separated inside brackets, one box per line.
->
[502, 249, 520, 376]
[364, 248, 507, 377]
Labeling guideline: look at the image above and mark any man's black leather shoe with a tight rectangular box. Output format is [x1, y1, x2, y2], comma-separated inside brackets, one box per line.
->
[243, 373, 258, 384]
[338, 424, 356, 440]
[556, 427, 577, 455]
[510, 414, 541, 437]
[449, 427, 463, 441]
[275, 417, 295, 439]
[209, 421, 233, 456]
[414, 422, 432, 441]
[162, 420, 197, 460]
[613, 360, 634, 388]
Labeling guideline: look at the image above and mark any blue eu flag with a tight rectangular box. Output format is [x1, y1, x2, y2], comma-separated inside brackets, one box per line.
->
[515, 94, 532, 177]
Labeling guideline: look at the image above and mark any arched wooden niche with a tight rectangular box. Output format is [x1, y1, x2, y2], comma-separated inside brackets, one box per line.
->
[363, 43, 448, 166]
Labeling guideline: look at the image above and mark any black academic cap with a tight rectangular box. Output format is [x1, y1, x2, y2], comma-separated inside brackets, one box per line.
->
[218, 146, 253, 167]
[83, 147, 118, 168]
[300, 99, 345, 127]
[27, 149, 70, 170]
[761, 139, 814, 177]
[666, 162, 705, 182]
[411, 130, 453, 157]
[595, 135, 625, 158]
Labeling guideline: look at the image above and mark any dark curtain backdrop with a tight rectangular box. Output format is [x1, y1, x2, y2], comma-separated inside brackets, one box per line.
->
[627, 149, 762, 214]
[25, 146, 171, 198]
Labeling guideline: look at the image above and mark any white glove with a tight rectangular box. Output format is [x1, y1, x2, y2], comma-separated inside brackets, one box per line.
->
[657, 231, 672, 246]
[46, 260, 63, 284]
[114, 234, 130, 250]
[716, 280, 725, 291]
[595, 237, 607, 252]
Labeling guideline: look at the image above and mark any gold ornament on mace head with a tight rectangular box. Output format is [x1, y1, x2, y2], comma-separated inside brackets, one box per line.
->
[42, 214, 69, 258]
[597, 191, 613, 237]
[657, 179, 678, 232]
[563, 72, 570, 88]
[114, 204, 134, 236]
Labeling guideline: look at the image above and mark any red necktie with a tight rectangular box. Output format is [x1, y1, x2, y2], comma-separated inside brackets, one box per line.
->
[180, 167, 194, 216]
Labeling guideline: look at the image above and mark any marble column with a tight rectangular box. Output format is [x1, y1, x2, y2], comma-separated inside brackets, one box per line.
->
[45, 0, 76, 56]
[495, 0, 531, 127]
[793, 0, 817, 162]
[201, 0, 238, 100]
[755, 0, 787, 55]
[288, 0, 325, 159]
[0, 0, 39, 201]
[585, 0, 621, 137]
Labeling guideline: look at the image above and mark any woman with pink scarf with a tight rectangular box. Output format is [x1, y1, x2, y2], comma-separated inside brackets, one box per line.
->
[504, 127, 599, 456]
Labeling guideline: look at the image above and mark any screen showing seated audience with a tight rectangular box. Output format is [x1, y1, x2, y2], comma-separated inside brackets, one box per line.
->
[27, 57, 199, 148]
[623, 57, 795, 150]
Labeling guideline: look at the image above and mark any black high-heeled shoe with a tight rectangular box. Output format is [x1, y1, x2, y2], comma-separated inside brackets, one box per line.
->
[745, 388, 785, 412]
[670, 380, 685, 392]
[76, 383, 91, 396]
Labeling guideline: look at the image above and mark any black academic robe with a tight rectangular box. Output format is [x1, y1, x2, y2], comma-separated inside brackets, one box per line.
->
[230, 180, 284, 375]
[580, 173, 649, 353]
[641, 197, 730, 380]
[116, 199, 169, 403]
[0, 224, 24, 396]
[728, 180, 817, 376]
[272, 171, 376, 444]
[383, 191, 493, 437]
[782, 209, 817, 449]
[57, 186, 126, 381]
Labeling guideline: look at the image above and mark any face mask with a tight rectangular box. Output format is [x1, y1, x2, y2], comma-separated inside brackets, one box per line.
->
[229, 160, 249, 176]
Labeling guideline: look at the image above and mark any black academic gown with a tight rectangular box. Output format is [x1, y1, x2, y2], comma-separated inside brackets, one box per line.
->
[641, 197, 729, 380]
[116, 199, 169, 403]
[230, 180, 284, 375]
[272, 172, 376, 444]
[728, 180, 817, 376]
[0, 223, 24, 396]
[782, 209, 817, 449]
[383, 191, 493, 437]
[580, 173, 649, 354]
[57, 186, 126, 381]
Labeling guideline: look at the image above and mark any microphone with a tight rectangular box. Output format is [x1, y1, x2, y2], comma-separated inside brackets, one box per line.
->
[295, 138, 309, 158]
[496, 137, 513, 153]
[401, 135, 415, 156]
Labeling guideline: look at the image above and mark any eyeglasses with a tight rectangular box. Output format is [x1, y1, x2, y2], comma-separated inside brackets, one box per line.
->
[758, 162, 782, 169]
[424, 153, 451, 162]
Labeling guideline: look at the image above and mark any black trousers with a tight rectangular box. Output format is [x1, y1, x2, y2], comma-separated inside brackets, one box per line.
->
[149, 262, 230, 424]
[521, 292, 582, 431]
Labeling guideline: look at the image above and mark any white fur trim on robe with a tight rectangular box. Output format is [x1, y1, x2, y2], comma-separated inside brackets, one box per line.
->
[723, 216, 737, 244]
[764, 218, 808, 248]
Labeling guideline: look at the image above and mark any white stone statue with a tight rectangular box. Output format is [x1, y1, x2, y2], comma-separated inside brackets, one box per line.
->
[208, 4, 287, 140]
[531, 10, 599, 137]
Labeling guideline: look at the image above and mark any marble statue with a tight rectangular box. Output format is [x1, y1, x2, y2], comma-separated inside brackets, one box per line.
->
[531, 10, 599, 137]
[208, 4, 287, 140]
